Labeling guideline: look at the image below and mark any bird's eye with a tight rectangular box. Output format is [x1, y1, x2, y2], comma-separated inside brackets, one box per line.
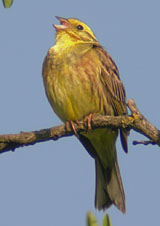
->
[77, 25, 83, 30]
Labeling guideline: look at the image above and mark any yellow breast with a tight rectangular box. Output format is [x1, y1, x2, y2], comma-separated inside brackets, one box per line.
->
[42, 43, 113, 122]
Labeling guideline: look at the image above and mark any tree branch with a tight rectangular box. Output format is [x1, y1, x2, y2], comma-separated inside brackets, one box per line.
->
[0, 99, 159, 154]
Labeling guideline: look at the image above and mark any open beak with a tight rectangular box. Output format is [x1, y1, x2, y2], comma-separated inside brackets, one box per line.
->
[53, 16, 71, 31]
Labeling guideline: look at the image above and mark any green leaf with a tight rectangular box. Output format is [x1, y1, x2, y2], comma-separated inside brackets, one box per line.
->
[2, 0, 13, 8]
[86, 211, 99, 226]
[102, 214, 112, 226]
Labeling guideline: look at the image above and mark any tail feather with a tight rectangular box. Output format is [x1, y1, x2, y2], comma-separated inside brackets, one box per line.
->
[95, 156, 126, 213]
[79, 128, 126, 213]
[95, 158, 112, 210]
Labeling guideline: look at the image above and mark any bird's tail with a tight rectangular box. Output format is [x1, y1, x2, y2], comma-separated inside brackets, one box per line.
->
[95, 152, 126, 213]
[79, 128, 126, 213]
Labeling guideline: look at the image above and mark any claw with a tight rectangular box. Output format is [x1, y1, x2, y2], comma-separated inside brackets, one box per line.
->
[84, 113, 93, 130]
[65, 114, 93, 137]
[65, 120, 79, 137]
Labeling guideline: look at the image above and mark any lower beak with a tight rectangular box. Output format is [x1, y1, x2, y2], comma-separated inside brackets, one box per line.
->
[53, 16, 71, 31]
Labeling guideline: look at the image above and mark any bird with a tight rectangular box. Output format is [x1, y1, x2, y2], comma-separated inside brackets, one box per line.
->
[42, 16, 128, 213]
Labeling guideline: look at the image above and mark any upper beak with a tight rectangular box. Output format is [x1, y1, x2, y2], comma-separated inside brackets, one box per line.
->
[53, 16, 71, 31]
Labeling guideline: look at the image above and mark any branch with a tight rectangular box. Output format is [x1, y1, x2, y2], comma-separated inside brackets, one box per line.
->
[0, 99, 159, 154]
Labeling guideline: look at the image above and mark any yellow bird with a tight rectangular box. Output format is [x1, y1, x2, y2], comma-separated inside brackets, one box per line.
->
[42, 17, 128, 213]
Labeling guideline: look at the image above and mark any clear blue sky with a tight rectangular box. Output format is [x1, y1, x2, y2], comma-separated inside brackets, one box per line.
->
[1, 0, 160, 225]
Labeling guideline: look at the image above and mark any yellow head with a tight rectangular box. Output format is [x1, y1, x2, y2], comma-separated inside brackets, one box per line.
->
[53, 16, 98, 45]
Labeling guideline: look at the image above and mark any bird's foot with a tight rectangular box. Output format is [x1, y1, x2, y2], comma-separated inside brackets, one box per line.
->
[83, 113, 93, 131]
[65, 120, 79, 138]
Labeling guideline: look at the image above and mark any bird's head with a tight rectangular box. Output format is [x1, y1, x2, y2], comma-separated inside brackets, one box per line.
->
[53, 17, 98, 45]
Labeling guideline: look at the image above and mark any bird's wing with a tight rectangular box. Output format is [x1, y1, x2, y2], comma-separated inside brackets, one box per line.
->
[95, 46, 127, 115]
[95, 46, 128, 152]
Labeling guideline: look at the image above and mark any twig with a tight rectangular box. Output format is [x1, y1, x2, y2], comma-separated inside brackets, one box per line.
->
[0, 99, 160, 154]
[133, 140, 156, 146]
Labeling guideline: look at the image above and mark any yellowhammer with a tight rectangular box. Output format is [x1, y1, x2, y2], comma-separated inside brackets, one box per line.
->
[42, 16, 128, 213]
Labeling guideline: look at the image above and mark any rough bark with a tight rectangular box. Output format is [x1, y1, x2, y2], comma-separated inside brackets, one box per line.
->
[0, 99, 159, 154]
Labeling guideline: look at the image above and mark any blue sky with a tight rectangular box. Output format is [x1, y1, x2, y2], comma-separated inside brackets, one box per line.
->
[1, 0, 160, 225]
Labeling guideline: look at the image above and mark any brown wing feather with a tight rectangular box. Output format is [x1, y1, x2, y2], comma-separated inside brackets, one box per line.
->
[95, 46, 129, 152]
[95, 46, 127, 115]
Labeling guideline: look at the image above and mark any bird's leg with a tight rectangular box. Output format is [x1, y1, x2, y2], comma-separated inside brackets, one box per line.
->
[65, 113, 93, 137]
[83, 113, 93, 130]
[65, 120, 79, 138]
